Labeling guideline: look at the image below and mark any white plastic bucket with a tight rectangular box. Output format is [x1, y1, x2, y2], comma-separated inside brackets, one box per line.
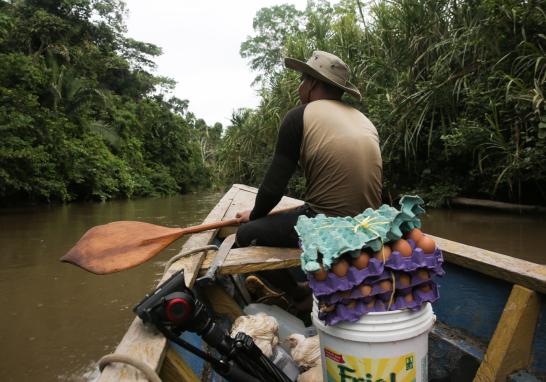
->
[312, 302, 435, 382]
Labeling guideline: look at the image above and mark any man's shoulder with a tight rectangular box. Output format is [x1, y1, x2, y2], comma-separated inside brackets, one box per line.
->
[304, 100, 377, 132]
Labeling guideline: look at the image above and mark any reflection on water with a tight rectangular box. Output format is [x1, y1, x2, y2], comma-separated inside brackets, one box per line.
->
[1, 196, 545, 381]
[422, 207, 546, 264]
[0, 193, 221, 382]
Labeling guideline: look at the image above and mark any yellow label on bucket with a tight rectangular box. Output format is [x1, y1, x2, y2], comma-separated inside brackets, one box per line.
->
[324, 347, 416, 382]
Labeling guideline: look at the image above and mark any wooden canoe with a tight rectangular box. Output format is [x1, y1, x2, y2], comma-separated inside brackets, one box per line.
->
[97, 184, 546, 381]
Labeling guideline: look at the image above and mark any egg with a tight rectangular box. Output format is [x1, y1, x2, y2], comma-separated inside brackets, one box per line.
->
[373, 245, 392, 262]
[332, 259, 350, 277]
[417, 269, 430, 280]
[313, 264, 328, 281]
[419, 284, 432, 293]
[359, 284, 372, 297]
[416, 236, 436, 254]
[379, 280, 393, 292]
[319, 304, 336, 313]
[399, 273, 411, 287]
[345, 300, 357, 309]
[404, 293, 414, 303]
[391, 239, 413, 257]
[352, 251, 370, 269]
[405, 228, 424, 242]
[366, 298, 376, 308]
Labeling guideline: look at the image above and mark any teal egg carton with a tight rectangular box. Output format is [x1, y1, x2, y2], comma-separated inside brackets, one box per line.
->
[296, 195, 426, 273]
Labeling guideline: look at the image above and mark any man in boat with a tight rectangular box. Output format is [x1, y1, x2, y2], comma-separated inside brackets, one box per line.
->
[236, 51, 382, 311]
[236, 50, 382, 246]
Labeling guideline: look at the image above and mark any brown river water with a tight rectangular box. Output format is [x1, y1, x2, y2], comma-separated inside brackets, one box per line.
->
[0, 193, 545, 381]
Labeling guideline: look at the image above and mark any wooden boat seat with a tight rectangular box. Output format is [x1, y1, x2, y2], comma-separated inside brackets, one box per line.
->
[199, 246, 302, 276]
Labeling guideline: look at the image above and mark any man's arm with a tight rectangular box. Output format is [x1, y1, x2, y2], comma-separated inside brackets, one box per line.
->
[248, 104, 306, 220]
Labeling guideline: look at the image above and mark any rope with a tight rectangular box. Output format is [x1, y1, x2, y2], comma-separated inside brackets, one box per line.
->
[352, 215, 389, 235]
[387, 271, 396, 310]
[377, 239, 396, 311]
[379, 241, 386, 263]
[98, 354, 161, 382]
[163, 245, 218, 274]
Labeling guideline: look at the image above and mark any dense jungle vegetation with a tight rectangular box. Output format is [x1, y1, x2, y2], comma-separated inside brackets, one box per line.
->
[1, 0, 545, 206]
[0, 0, 219, 203]
[222, 0, 546, 206]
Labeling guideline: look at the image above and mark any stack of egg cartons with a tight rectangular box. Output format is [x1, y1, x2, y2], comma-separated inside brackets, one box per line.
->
[296, 196, 444, 325]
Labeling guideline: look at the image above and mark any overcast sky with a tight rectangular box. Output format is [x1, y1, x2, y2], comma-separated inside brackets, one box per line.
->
[124, 1, 308, 127]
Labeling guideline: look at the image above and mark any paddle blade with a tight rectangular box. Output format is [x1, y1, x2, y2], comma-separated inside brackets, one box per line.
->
[61, 221, 184, 274]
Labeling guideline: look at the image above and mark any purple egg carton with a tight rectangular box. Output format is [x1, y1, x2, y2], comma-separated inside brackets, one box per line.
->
[390, 294, 420, 311]
[308, 257, 384, 296]
[393, 269, 435, 293]
[318, 289, 356, 305]
[414, 281, 439, 305]
[316, 282, 439, 325]
[365, 269, 393, 284]
[389, 282, 439, 311]
[320, 299, 387, 326]
[384, 240, 444, 274]
[367, 272, 396, 301]
[318, 270, 394, 305]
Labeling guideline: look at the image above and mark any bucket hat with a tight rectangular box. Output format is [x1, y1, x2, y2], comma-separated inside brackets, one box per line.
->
[285, 50, 361, 100]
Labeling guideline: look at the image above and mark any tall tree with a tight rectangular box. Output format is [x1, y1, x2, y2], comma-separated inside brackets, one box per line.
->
[0, 0, 214, 203]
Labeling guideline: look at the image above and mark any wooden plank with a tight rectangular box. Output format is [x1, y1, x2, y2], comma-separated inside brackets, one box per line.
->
[230, 183, 259, 193]
[199, 246, 302, 276]
[98, 185, 241, 381]
[430, 235, 546, 294]
[159, 346, 200, 382]
[227, 184, 302, 214]
[474, 285, 540, 381]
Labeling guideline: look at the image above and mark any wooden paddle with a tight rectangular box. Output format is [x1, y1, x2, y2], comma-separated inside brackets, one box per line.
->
[60, 205, 301, 275]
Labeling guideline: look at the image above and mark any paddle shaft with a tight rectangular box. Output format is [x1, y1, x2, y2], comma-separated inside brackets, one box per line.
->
[178, 204, 302, 236]
[178, 217, 240, 235]
[141, 204, 303, 245]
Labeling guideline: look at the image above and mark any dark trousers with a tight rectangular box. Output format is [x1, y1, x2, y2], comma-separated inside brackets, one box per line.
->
[235, 204, 316, 301]
[235, 204, 316, 247]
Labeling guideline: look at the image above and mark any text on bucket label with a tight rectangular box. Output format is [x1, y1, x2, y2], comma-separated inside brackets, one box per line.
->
[324, 347, 417, 382]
